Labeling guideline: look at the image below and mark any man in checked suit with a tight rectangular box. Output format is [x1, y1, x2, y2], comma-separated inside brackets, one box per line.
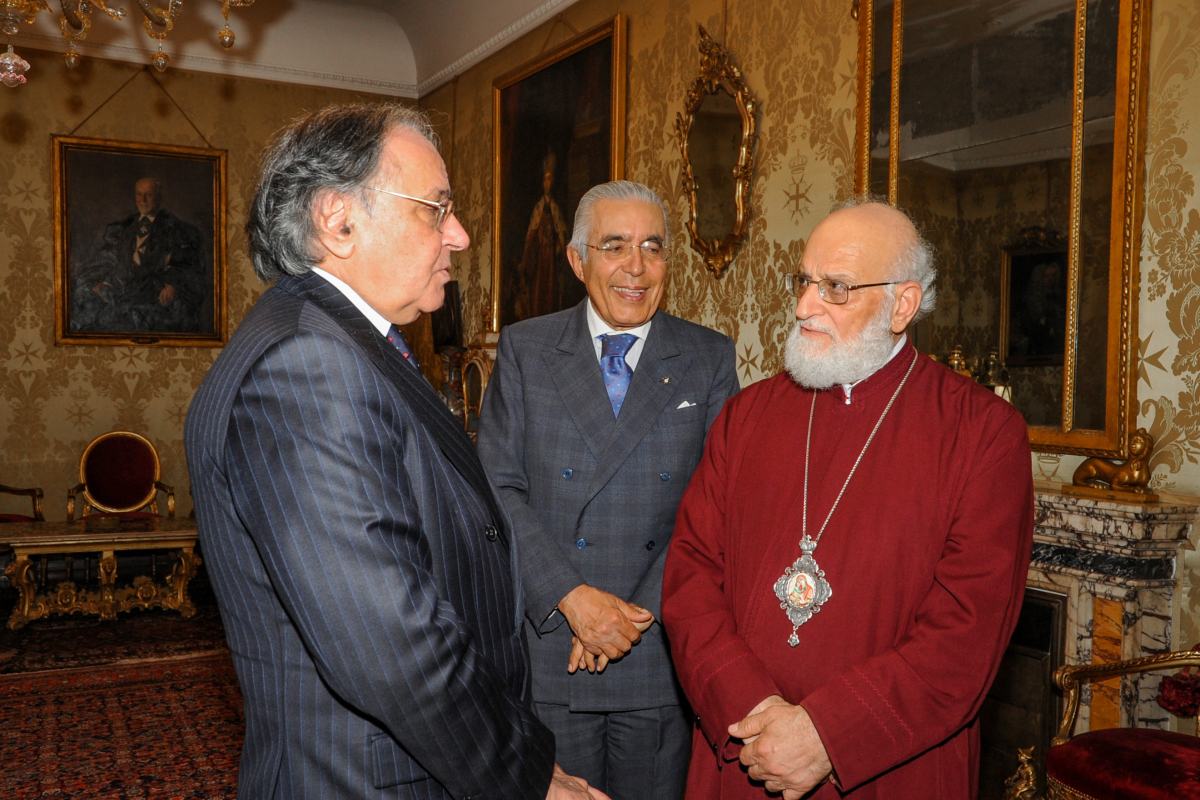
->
[477, 181, 740, 800]
[185, 104, 607, 800]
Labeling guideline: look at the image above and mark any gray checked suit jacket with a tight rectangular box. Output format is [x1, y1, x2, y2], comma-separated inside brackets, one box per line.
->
[185, 273, 555, 800]
[476, 300, 738, 712]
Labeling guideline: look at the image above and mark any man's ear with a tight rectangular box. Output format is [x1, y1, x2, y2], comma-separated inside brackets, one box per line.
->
[891, 281, 923, 333]
[567, 246, 587, 282]
[313, 190, 355, 261]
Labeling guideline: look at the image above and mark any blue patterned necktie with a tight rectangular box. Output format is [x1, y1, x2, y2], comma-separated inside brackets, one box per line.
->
[385, 324, 421, 371]
[600, 333, 637, 418]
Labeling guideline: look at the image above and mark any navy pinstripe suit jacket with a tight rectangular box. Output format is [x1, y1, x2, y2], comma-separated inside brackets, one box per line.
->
[185, 273, 555, 800]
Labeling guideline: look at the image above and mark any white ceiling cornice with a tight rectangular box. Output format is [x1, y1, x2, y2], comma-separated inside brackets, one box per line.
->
[411, 0, 581, 96]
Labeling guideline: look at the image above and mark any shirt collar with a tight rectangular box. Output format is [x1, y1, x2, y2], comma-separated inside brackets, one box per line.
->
[312, 266, 393, 337]
[585, 298, 653, 343]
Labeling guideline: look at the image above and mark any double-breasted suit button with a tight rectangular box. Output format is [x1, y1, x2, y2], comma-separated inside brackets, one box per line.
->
[576, 538, 587, 549]
[660, 471, 671, 481]
[562, 468, 573, 479]
[484, 525, 498, 542]
[646, 541, 656, 551]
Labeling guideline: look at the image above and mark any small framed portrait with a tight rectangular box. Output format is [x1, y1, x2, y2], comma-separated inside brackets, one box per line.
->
[52, 135, 227, 347]
[999, 228, 1070, 368]
[491, 14, 626, 331]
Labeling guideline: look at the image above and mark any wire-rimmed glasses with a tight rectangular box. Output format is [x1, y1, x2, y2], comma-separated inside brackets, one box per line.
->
[581, 241, 668, 264]
[783, 273, 897, 304]
[365, 186, 454, 232]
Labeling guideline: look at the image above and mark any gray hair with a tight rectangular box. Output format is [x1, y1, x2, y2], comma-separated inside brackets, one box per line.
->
[569, 180, 670, 264]
[246, 103, 438, 282]
[832, 194, 937, 320]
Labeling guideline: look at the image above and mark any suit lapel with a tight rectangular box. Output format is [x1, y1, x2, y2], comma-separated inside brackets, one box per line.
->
[544, 302, 619, 458]
[280, 273, 509, 546]
[580, 314, 689, 509]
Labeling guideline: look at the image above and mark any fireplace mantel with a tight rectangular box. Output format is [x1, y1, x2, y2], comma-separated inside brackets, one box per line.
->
[1029, 482, 1199, 733]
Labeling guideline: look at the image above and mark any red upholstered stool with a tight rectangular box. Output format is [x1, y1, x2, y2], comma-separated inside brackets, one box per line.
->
[67, 431, 175, 521]
[1046, 728, 1200, 799]
[1041, 651, 1200, 800]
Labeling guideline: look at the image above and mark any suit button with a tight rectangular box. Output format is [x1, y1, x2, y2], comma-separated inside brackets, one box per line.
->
[576, 538, 587, 550]
[484, 525, 498, 542]
[646, 541, 655, 551]
[562, 468, 573, 479]
[660, 472, 671, 481]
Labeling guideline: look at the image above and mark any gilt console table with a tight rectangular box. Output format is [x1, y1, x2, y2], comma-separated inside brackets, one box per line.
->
[0, 517, 200, 630]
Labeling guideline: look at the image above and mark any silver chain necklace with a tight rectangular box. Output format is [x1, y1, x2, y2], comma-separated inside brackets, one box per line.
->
[774, 353, 918, 646]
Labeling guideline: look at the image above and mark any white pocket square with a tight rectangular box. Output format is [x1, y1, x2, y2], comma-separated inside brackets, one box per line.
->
[676, 400, 697, 409]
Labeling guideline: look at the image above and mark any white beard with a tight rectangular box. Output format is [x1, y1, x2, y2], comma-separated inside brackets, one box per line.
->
[784, 300, 898, 390]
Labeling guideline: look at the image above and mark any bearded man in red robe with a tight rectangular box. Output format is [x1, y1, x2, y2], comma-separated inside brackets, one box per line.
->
[662, 199, 1034, 799]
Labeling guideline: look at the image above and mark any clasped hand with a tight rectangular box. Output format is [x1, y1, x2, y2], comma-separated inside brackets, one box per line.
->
[546, 764, 611, 800]
[558, 584, 654, 674]
[727, 695, 833, 800]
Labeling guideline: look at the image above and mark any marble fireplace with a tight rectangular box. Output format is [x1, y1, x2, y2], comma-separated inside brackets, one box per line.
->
[980, 483, 1200, 795]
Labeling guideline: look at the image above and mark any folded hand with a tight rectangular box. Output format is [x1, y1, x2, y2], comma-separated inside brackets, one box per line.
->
[545, 764, 611, 800]
[558, 585, 653, 672]
[728, 696, 832, 800]
[568, 612, 653, 673]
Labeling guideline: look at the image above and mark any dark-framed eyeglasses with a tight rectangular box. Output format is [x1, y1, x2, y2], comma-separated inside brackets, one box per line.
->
[581, 241, 668, 264]
[365, 186, 454, 232]
[783, 273, 898, 305]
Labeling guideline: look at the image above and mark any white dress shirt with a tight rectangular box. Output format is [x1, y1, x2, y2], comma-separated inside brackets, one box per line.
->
[585, 299, 653, 370]
[312, 267, 392, 337]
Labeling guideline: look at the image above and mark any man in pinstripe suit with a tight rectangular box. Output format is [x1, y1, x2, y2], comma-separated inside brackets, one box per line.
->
[185, 104, 607, 800]
[477, 181, 740, 800]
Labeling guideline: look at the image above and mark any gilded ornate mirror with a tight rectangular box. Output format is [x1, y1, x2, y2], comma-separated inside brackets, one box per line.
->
[676, 26, 757, 277]
[856, 0, 1150, 457]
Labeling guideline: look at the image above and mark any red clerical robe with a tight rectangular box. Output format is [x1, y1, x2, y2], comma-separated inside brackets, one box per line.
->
[662, 344, 1034, 799]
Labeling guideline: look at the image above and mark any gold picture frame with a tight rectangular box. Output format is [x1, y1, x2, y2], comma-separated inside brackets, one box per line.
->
[853, 0, 1152, 456]
[490, 14, 626, 332]
[52, 135, 227, 347]
[675, 25, 757, 277]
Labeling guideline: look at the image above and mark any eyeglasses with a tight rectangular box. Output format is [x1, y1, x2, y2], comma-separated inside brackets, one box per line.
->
[783, 273, 898, 305]
[365, 186, 455, 232]
[581, 241, 668, 264]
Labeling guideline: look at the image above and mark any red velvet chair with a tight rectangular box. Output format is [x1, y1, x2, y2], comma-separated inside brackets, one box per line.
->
[0, 483, 44, 523]
[66, 431, 175, 521]
[1042, 651, 1200, 799]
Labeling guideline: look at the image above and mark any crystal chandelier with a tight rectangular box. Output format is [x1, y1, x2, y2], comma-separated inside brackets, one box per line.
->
[1, 0, 256, 87]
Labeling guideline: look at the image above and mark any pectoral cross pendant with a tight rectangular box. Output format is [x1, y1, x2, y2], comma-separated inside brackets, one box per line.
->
[773, 535, 832, 647]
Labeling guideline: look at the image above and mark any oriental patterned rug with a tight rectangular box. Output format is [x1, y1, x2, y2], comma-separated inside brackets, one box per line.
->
[0, 652, 244, 799]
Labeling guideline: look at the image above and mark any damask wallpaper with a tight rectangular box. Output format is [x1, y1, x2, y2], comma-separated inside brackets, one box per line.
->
[418, 0, 1200, 658]
[0, 51, 393, 520]
[4, 2, 1200, 646]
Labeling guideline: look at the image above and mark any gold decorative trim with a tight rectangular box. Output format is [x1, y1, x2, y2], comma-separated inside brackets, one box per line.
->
[888, 0, 903, 205]
[854, 0, 874, 195]
[1061, 0, 1089, 433]
[1047, 776, 1100, 800]
[675, 25, 758, 277]
[489, 14, 626, 332]
[1052, 650, 1200, 746]
[5, 546, 200, 630]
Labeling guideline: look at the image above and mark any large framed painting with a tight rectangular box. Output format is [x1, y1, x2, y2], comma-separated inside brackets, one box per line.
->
[491, 14, 626, 331]
[999, 228, 1069, 368]
[52, 135, 227, 347]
